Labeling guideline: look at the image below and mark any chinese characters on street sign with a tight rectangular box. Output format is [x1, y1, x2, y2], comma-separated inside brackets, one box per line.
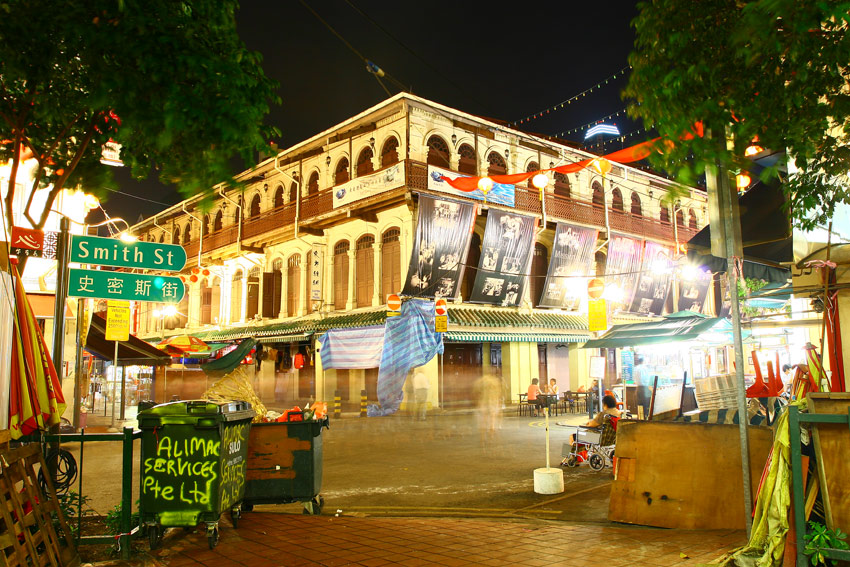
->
[68, 269, 184, 303]
[70, 235, 186, 271]
[310, 246, 324, 301]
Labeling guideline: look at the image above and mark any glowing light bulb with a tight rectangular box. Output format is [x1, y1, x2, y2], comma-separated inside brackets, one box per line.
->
[477, 177, 494, 194]
[531, 173, 549, 190]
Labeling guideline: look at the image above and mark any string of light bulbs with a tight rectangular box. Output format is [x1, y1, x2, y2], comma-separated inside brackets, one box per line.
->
[511, 65, 631, 126]
[552, 107, 629, 139]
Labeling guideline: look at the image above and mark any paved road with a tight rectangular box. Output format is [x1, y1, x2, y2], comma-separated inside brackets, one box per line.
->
[68, 410, 609, 523]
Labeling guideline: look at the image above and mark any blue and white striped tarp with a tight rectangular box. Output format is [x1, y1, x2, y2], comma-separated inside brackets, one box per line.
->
[318, 325, 384, 369]
[368, 299, 444, 417]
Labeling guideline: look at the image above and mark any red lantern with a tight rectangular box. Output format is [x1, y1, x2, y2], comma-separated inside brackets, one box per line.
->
[179, 276, 186, 282]
[190, 274, 198, 283]
[191, 267, 200, 274]
[202, 269, 210, 277]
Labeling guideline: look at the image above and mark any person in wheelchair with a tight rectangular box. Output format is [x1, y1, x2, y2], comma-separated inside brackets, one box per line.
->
[563, 395, 622, 469]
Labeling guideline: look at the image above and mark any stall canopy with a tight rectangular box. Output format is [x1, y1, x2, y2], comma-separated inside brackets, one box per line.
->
[582, 311, 731, 349]
[85, 314, 171, 365]
[685, 180, 792, 283]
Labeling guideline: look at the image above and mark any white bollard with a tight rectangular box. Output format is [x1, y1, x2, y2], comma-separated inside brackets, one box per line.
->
[533, 407, 564, 494]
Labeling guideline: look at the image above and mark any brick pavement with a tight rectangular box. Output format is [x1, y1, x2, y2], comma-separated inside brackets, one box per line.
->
[141, 513, 745, 567]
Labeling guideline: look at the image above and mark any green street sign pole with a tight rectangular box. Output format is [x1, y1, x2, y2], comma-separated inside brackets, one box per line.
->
[67, 269, 185, 303]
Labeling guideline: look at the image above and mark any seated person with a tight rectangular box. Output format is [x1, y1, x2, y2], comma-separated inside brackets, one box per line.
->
[527, 378, 542, 416]
[569, 394, 622, 447]
[548, 379, 559, 397]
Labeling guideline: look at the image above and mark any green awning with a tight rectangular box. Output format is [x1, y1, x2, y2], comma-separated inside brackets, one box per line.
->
[202, 338, 258, 377]
[446, 331, 589, 343]
[581, 311, 725, 349]
[258, 333, 312, 345]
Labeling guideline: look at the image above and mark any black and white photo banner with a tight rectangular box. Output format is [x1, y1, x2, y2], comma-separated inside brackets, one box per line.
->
[468, 210, 537, 306]
[538, 223, 598, 310]
[628, 241, 672, 315]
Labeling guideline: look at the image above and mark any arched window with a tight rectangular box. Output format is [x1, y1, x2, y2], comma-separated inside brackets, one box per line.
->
[611, 188, 624, 212]
[660, 205, 670, 224]
[213, 210, 223, 231]
[356, 147, 374, 177]
[530, 243, 548, 308]
[458, 144, 476, 175]
[249, 194, 261, 218]
[676, 208, 685, 227]
[335, 157, 350, 185]
[426, 135, 450, 169]
[631, 193, 642, 216]
[307, 172, 319, 195]
[183, 222, 192, 244]
[356, 234, 375, 308]
[381, 137, 399, 167]
[203, 215, 210, 237]
[689, 208, 698, 229]
[230, 270, 243, 322]
[592, 182, 605, 207]
[173, 229, 180, 245]
[289, 181, 298, 203]
[525, 161, 539, 189]
[381, 228, 401, 298]
[553, 172, 570, 198]
[274, 185, 284, 209]
[487, 151, 506, 176]
[287, 254, 301, 317]
[334, 240, 350, 310]
[246, 266, 260, 319]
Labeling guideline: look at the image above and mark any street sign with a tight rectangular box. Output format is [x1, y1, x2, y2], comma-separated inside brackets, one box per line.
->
[435, 314, 448, 333]
[587, 278, 605, 299]
[105, 301, 130, 341]
[588, 299, 608, 332]
[387, 293, 401, 317]
[70, 234, 186, 271]
[10, 226, 45, 258]
[435, 298, 447, 316]
[68, 268, 185, 303]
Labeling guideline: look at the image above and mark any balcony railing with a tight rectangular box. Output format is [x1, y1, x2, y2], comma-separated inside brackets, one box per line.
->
[176, 159, 696, 261]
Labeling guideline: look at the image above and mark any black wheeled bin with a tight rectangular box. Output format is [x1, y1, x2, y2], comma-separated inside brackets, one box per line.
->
[138, 400, 254, 549]
[242, 415, 329, 515]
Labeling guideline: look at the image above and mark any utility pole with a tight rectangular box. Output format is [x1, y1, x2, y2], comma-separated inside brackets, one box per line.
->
[705, 127, 753, 535]
[51, 217, 70, 380]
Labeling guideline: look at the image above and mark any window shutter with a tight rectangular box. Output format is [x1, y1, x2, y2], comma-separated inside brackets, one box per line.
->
[262, 272, 275, 317]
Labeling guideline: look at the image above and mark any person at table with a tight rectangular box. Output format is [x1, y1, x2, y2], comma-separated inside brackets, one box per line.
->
[527, 378, 543, 417]
[548, 379, 559, 397]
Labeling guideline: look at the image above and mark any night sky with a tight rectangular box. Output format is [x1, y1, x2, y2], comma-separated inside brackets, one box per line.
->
[105, 1, 641, 225]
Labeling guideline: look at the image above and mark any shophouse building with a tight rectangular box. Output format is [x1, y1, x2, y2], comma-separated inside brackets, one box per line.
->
[130, 93, 708, 412]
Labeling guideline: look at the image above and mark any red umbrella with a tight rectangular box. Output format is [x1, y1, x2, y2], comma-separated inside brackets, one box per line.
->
[8, 264, 65, 439]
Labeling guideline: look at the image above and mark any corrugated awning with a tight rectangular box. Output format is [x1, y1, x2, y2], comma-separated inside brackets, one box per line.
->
[86, 314, 171, 365]
[257, 333, 312, 345]
[446, 331, 589, 343]
[581, 311, 724, 349]
[26, 293, 73, 319]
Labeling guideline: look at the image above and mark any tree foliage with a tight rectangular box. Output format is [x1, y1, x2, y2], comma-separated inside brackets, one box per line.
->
[624, 0, 850, 230]
[0, 0, 279, 233]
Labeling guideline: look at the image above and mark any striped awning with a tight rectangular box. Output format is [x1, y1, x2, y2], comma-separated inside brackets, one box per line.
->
[445, 331, 589, 343]
[257, 333, 312, 345]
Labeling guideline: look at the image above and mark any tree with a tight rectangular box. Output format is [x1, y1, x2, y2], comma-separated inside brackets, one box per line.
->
[0, 0, 279, 241]
[624, 0, 850, 230]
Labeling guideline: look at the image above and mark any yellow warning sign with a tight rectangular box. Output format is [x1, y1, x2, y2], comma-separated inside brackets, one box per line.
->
[588, 299, 608, 332]
[435, 315, 448, 333]
[105, 303, 130, 342]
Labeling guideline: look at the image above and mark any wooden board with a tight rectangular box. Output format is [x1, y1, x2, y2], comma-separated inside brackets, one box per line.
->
[806, 392, 850, 533]
[608, 420, 773, 530]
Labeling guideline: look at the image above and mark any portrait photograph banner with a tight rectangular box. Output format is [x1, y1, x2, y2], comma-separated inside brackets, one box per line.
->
[538, 222, 599, 310]
[628, 241, 673, 315]
[401, 195, 477, 299]
[427, 165, 515, 207]
[605, 234, 644, 311]
[468, 210, 537, 306]
[678, 267, 713, 313]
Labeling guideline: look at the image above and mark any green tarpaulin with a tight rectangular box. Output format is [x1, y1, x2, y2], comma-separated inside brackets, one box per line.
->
[581, 311, 730, 349]
[201, 338, 258, 377]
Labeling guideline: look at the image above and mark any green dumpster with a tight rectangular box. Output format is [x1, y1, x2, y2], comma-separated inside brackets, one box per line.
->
[138, 400, 254, 549]
[242, 415, 329, 514]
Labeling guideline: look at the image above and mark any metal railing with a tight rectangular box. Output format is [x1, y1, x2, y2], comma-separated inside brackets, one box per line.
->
[33, 428, 140, 560]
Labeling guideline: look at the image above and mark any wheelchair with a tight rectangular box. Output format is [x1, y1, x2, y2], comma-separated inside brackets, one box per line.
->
[560, 414, 619, 471]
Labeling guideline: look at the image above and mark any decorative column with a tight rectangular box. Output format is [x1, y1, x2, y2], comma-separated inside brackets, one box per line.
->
[372, 240, 382, 306]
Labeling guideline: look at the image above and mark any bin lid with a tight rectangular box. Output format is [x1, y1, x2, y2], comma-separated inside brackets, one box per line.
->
[139, 399, 254, 422]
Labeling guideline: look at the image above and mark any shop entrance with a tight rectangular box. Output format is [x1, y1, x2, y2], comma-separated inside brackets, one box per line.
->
[442, 343, 482, 407]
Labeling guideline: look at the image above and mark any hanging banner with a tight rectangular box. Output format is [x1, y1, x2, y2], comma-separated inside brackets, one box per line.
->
[309, 245, 324, 301]
[628, 241, 673, 315]
[678, 267, 713, 313]
[333, 162, 405, 208]
[427, 165, 515, 207]
[401, 195, 476, 299]
[468, 210, 536, 306]
[605, 234, 644, 311]
[538, 223, 599, 310]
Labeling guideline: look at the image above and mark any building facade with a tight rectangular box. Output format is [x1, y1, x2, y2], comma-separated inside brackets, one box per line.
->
[130, 94, 708, 411]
